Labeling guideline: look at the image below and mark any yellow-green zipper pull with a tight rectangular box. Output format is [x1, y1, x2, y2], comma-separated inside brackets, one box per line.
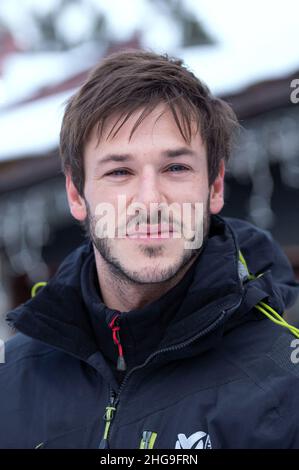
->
[99, 390, 117, 449]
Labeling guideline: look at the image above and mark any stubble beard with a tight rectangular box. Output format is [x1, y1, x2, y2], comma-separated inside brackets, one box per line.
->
[84, 199, 211, 285]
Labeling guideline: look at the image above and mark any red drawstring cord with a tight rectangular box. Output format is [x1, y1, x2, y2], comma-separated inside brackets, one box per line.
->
[109, 314, 127, 371]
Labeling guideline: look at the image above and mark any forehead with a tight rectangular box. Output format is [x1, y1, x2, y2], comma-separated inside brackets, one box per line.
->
[87, 103, 204, 151]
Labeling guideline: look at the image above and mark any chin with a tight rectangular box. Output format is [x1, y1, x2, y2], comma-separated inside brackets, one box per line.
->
[122, 259, 180, 284]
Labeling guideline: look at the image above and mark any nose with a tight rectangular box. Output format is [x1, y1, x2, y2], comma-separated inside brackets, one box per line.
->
[133, 166, 164, 208]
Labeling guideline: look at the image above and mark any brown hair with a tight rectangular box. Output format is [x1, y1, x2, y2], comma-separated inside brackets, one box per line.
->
[60, 49, 239, 195]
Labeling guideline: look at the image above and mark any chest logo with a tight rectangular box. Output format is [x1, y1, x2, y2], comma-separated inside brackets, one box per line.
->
[175, 431, 212, 449]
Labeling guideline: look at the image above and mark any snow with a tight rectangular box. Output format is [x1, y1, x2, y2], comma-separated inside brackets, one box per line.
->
[178, 0, 299, 95]
[0, 89, 74, 161]
[179, 41, 299, 96]
[0, 0, 299, 161]
[0, 42, 103, 108]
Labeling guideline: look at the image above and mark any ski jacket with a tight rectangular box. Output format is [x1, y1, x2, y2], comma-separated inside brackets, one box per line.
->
[1, 215, 299, 449]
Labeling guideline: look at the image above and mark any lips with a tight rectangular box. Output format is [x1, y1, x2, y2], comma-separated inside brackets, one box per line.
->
[126, 224, 174, 237]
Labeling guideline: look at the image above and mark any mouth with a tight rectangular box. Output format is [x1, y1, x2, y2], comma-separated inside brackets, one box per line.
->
[126, 225, 174, 241]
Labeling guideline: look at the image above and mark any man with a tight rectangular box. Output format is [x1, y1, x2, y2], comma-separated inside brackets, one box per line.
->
[1, 50, 299, 449]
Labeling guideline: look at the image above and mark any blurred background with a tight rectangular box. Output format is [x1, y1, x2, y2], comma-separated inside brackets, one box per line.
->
[0, 0, 298, 340]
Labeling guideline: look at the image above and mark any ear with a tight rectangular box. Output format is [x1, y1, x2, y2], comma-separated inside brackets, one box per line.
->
[209, 159, 225, 214]
[65, 173, 87, 221]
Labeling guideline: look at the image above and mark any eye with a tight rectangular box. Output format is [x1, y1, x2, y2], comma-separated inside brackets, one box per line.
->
[166, 164, 189, 173]
[105, 168, 130, 177]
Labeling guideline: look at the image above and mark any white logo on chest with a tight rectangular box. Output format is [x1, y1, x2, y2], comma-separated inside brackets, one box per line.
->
[175, 431, 212, 449]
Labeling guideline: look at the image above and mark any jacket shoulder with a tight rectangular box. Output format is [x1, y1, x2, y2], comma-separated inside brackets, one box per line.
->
[223, 319, 299, 418]
[267, 327, 299, 378]
[224, 317, 299, 379]
[0, 332, 55, 372]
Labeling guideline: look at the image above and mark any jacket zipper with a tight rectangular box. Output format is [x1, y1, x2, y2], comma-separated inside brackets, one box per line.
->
[99, 388, 117, 449]
[99, 297, 242, 448]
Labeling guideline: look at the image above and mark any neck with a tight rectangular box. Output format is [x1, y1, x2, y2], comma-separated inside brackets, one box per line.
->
[93, 249, 198, 312]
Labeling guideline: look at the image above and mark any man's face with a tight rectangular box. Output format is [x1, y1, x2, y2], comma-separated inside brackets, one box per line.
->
[68, 103, 224, 284]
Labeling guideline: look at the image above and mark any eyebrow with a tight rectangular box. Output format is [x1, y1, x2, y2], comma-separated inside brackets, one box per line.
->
[162, 147, 197, 158]
[98, 147, 197, 165]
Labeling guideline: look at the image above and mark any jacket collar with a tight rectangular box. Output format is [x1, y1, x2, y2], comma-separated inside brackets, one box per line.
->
[7, 215, 299, 372]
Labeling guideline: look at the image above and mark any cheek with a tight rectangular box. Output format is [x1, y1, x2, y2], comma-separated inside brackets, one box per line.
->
[181, 180, 209, 204]
[84, 183, 109, 210]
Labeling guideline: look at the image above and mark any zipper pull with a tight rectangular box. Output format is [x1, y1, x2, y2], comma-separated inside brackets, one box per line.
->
[109, 314, 127, 371]
[99, 389, 117, 449]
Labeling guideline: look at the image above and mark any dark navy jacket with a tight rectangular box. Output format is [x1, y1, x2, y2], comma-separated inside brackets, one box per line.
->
[1, 215, 299, 449]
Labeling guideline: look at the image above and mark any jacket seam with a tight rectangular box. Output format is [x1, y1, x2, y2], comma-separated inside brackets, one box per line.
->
[114, 376, 247, 429]
[32, 422, 94, 448]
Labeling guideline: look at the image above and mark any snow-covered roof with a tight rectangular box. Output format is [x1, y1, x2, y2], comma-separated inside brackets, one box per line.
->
[179, 0, 299, 95]
[0, 89, 74, 161]
[0, 42, 103, 162]
[1, 0, 299, 162]
[0, 42, 103, 108]
[179, 43, 299, 96]
[1, 40, 298, 162]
